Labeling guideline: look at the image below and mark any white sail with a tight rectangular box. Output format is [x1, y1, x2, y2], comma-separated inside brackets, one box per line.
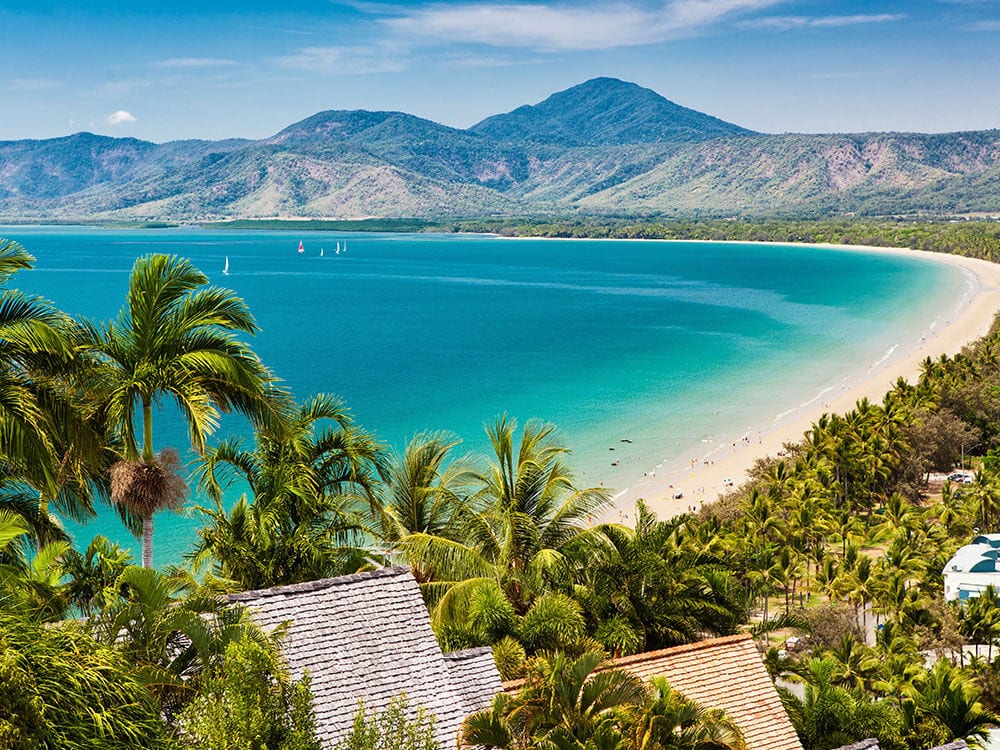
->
[223, 256, 230, 275]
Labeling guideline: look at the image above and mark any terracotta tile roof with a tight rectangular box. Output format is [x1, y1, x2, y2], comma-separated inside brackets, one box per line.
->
[229, 567, 503, 749]
[505, 634, 801, 750]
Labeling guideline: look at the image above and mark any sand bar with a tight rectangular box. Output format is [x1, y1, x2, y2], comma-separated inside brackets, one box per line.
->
[602, 244, 1000, 523]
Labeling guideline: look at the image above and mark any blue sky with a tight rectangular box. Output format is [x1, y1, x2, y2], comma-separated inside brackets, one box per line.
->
[3, 0, 999, 142]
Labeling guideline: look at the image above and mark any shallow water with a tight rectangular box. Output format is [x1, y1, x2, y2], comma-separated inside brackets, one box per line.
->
[0, 227, 967, 565]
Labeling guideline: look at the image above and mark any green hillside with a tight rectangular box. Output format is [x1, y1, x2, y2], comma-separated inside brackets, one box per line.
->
[1, 78, 998, 221]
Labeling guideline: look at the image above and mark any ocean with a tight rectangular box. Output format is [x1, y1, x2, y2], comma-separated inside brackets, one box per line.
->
[0, 227, 969, 565]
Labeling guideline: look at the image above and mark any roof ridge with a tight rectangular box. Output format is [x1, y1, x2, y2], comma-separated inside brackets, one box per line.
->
[502, 635, 754, 691]
[226, 565, 410, 601]
[610, 634, 752, 667]
[444, 646, 495, 661]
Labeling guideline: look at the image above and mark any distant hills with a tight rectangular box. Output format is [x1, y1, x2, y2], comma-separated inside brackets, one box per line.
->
[1, 77, 999, 222]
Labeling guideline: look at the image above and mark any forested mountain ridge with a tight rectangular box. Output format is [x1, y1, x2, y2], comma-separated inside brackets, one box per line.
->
[1, 77, 999, 221]
[469, 76, 755, 146]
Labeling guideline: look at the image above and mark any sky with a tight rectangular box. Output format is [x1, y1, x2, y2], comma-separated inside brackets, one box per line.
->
[2, 0, 999, 143]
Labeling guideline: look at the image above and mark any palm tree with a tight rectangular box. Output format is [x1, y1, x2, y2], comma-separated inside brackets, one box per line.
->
[398, 415, 612, 622]
[85, 254, 277, 568]
[190, 394, 383, 588]
[87, 565, 270, 717]
[463, 653, 744, 750]
[462, 651, 647, 750]
[577, 503, 747, 653]
[0, 239, 107, 534]
[373, 431, 477, 549]
[907, 658, 998, 745]
[787, 657, 903, 750]
[628, 677, 744, 750]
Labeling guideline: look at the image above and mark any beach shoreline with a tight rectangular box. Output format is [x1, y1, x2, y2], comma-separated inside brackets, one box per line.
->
[600, 242, 1000, 523]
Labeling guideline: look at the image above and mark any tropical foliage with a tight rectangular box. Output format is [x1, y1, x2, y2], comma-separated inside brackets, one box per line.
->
[337, 695, 439, 750]
[177, 633, 321, 750]
[462, 651, 745, 750]
[8, 230, 1000, 747]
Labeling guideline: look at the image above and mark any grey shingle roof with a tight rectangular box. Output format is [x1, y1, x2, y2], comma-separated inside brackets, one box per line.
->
[831, 740, 880, 750]
[832, 740, 967, 750]
[444, 647, 504, 718]
[228, 567, 502, 749]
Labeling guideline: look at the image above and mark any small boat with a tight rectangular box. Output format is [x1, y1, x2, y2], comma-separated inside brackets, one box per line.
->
[223, 256, 229, 275]
[297, 240, 304, 254]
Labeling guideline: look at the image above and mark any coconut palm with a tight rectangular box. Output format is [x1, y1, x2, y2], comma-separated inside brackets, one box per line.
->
[84, 254, 277, 568]
[398, 415, 612, 626]
[373, 431, 478, 548]
[190, 393, 384, 588]
[462, 651, 647, 750]
[463, 653, 744, 750]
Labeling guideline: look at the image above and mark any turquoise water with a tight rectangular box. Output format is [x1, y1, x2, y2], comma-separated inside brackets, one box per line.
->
[0, 227, 970, 565]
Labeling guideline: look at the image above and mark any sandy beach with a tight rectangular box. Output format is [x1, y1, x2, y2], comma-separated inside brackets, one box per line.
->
[602, 244, 1000, 523]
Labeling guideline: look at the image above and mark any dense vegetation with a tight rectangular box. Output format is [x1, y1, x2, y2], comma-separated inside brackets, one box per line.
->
[452, 217, 1000, 262]
[6, 225, 1000, 747]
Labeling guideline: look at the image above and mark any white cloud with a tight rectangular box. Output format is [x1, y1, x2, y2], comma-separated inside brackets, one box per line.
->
[744, 13, 904, 30]
[106, 110, 137, 125]
[155, 57, 238, 69]
[382, 0, 785, 51]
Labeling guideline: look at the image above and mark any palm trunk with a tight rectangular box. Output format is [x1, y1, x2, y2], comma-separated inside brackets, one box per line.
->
[142, 513, 153, 569]
[142, 395, 154, 568]
[142, 396, 154, 462]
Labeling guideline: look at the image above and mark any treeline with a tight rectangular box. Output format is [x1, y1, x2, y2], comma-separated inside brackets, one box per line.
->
[449, 217, 1000, 262]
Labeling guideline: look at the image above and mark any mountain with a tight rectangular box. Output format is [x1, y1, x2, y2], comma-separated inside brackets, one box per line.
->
[0, 77, 998, 221]
[267, 109, 540, 189]
[470, 77, 755, 146]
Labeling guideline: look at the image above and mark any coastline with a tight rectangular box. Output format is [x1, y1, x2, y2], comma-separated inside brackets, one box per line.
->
[601, 243, 1000, 522]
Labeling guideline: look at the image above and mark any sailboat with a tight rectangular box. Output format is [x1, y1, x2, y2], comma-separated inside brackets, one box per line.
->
[297, 240, 304, 254]
[320, 248, 324, 257]
[223, 256, 230, 275]
[336, 241, 341, 255]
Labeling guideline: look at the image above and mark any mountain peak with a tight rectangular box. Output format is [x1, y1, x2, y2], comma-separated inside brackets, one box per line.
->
[470, 77, 754, 146]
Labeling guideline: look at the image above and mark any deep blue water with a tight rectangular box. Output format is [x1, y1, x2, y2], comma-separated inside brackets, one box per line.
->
[0, 227, 969, 565]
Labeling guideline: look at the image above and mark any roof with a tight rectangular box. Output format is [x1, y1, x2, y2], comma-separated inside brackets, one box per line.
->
[972, 533, 1000, 547]
[506, 634, 801, 750]
[229, 567, 503, 749]
[944, 542, 1000, 574]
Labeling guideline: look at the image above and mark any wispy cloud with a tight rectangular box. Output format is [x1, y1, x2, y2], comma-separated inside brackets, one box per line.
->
[106, 110, 137, 125]
[7, 77, 59, 92]
[382, 0, 785, 51]
[275, 43, 409, 74]
[966, 18, 1000, 29]
[438, 52, 539, 68]
[743, 13, 904, 30]
[155, 57, 238, 69]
